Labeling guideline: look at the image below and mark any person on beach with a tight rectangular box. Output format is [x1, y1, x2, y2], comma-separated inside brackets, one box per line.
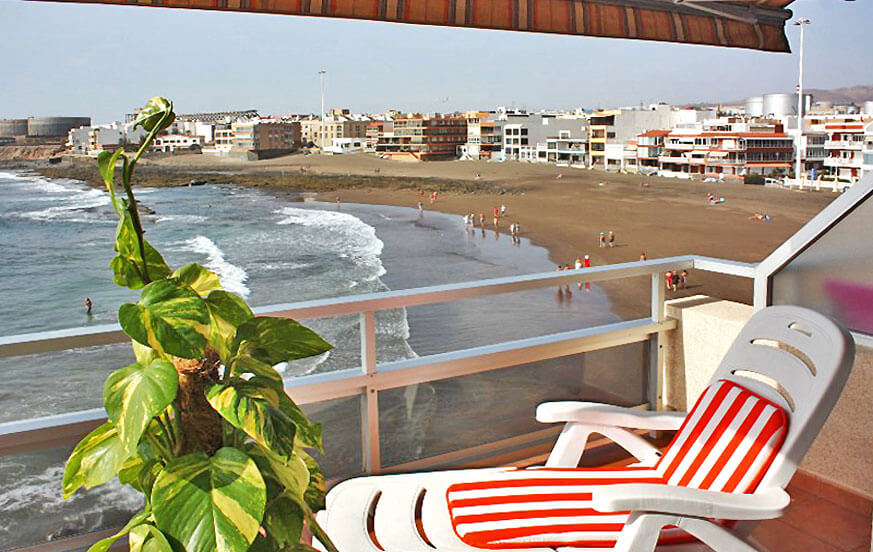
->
[500, 204, 506, 216]
[575, 258, 583, 270]
[608, 231, 615, 248]
[599, 232, 606, 248]
[671, 271, 680, 292]
[583, 255, 591, 268]
[478, 213, 485, 227]
[418, 201, 423, 214]
[493, 215, 499, 228]
[493, 207, 499, 218]
[640, 252, 647, 262]
[84, 297, 92, 314]
[680, 270, 688, 289]
[665, 271, 673, 292]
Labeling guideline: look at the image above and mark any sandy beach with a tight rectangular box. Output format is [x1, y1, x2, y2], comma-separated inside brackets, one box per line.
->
[36, 152, 835, 315]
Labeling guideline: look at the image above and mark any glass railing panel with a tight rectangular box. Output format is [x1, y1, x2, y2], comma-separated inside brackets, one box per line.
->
[377, 342, 647, 468]
[0, 445, 142, 550]
[302, 395, 363, 479]
[283, 314, 362, 376]
[771, 194, 873, 335]
[0, 342, 133, 424]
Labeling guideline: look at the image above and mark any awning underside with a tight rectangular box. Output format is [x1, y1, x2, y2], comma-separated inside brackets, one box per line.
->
[32, 0, 794, 52]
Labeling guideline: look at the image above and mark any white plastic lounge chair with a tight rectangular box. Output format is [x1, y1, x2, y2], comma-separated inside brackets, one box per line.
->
[315, 306, 854, 552]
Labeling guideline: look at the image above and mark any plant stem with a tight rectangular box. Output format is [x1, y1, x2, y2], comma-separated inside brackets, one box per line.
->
[306, 508, 340, 552]
[145, 430, 172, 463]
[121, 109, 173, 284]
[156, 412, 176, 454]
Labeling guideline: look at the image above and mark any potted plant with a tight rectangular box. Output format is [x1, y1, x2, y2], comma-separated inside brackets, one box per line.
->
[62, 97, 338, 552]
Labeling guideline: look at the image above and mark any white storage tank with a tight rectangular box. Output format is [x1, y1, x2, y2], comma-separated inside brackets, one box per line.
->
[745, 96, 764, 117]
[762, 93, 795, 117]
[863, 101, 873, 116]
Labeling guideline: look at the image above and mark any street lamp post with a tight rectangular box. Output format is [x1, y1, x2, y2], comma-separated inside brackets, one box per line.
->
[794, 18, 810, 189]
[318, 69, 327, 152]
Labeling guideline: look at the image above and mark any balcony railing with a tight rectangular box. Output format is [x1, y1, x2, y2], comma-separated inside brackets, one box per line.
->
[824, 140, 864, 150]
[19, 224, 873, 551]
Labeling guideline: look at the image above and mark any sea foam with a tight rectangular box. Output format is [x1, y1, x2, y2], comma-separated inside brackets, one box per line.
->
[180, 235, 250, 299]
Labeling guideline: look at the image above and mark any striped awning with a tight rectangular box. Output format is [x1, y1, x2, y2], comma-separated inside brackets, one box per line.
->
[31, 0, 795, 52]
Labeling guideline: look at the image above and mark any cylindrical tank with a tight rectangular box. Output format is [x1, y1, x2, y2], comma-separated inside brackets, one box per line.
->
[26, 116, 91, 137]
[745, 96, 764, 117]
[814, 100, 833, 112]
[762, 93, 795, 117]
[863, 101, 873, 116]
[802, 94, 813, 116]
[0, 119, 28, 137]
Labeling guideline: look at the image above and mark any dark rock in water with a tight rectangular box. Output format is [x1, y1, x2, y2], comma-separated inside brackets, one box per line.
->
[141, 205, 156, 215]
[47, 523, 80, 541]
[188, 179, 207, 187]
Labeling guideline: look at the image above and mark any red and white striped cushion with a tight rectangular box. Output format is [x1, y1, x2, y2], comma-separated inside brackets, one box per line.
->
[446, 380, 788, 549]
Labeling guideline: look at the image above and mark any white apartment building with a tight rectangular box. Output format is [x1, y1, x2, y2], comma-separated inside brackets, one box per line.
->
[66, 122, 147, 156]
[805, 115, 873, 184]
[152, 134, 205, 153]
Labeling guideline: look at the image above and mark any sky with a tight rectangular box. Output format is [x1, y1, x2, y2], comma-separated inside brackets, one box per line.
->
[0, 0, 871, 123]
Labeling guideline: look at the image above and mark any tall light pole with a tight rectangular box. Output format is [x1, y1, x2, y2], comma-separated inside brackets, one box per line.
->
[318, 69, 326, 152]
[794, 18, 810, 188]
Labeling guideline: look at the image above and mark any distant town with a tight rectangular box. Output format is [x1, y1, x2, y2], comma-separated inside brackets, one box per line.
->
[1, 92, 871, 188]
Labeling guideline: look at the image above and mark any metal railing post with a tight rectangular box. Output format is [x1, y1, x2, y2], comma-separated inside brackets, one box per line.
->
[359, 311, 381, 473]
[649, 272, 666, 411]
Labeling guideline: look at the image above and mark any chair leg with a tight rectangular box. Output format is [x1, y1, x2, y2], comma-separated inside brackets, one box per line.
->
[613, 512, 674, 552]
[676, 517, 760, 552]
[546, 423, 592, 467]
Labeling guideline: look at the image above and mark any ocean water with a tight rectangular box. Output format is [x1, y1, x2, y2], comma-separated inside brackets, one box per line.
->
[0, 170, 619, 548]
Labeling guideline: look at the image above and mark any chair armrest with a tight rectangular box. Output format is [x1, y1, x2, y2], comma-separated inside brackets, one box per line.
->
[536, 402, 686, 430]
[591, 484, 790, 521]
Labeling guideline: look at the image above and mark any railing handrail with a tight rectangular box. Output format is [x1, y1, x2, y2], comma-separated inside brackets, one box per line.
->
[0, 255, 753, 359]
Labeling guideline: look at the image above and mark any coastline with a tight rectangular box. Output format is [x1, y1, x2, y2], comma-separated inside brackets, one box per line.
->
[24, 153, 835, 317]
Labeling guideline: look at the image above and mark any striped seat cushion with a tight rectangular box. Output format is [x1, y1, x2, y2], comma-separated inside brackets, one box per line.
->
[447, 380, 788, 549]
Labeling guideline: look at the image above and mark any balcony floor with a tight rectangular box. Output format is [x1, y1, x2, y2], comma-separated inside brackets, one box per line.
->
[749, 474, 872, 552]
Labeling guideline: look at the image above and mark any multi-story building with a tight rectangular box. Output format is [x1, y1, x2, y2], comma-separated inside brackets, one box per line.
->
[461, 112, 501, 160]
[497, 113, 587, 162]
[544, 129, 587, 165]
[636, 130, 670, 174]
[588, 105, 714, 169]
[656, 120, 793, 180]
[376, 114, 466, 161]
[203, 120, 301, 159]
[300, 114, 369, 148]
[805, 116, 873, 184]
[366, 120, 393, 152]
[66, 122, 147, 156]
[152, 134, 205, 153]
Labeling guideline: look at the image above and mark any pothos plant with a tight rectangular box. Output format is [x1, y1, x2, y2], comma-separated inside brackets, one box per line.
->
[62, 97, 339, 552]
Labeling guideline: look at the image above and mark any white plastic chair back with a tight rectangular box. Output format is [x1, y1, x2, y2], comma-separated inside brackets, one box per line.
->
[711, 305, 854, 490]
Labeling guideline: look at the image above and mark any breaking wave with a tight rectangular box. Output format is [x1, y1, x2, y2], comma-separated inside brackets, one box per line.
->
[179, 235, 250, 299]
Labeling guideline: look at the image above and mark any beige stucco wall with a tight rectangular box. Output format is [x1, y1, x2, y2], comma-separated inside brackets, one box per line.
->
[663, 297, 873, 498]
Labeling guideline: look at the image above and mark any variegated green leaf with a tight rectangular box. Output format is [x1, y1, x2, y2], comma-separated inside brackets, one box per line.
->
[119, 279, 210, 359]
[104, 359, 178, 452]
[298, 449, 327, 511]
[134, 97, 176, 133]
[245, 444, 310, 504]
[129, 524, 173, 552]
[118, 455, 162, 496]
[173, 263, 221, 297]
[232, 317, 333, 366]
[86, 509, 151, 552]
[152, 448, 266, 552]
[63, 422, 129, 499]
[206, 381, 296, 459]
[97, 147, 126, 214]
[277, 391, 322, 452]
[204, 290, 253, 362]
[228, 354, 284, 388]
[111, 212, 172, 289]
[131, 341, 161, 365]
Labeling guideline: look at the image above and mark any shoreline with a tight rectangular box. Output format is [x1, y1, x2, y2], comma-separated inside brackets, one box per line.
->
[21, 153, 836, 317]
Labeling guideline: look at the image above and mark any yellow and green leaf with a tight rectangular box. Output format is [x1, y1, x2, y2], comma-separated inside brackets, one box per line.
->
[111, 212, 172, 289]
[152, 448, 266, 552]
[231, 317, 333, 366]
[119, 279, 210, 359]
[63, 422, 130, 499]
[204, 290, 253, 362]
[104, 359, 178, 453]
[173, 263, 221, 297]
[206, 380, 296, 459]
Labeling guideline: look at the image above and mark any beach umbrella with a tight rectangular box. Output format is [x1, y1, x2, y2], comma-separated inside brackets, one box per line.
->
[33, 0, 796, 52]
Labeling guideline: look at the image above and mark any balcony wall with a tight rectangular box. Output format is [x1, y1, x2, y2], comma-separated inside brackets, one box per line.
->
[664, 296, 873, 501]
